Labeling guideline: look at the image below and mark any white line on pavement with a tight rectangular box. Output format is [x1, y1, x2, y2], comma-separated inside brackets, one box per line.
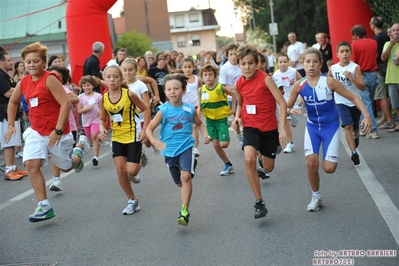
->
[340, 130, 399, 246]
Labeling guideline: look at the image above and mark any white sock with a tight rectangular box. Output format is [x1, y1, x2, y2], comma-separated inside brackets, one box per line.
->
[5, 166, 13, 173]
[53, 176, 60, 181]
[39, 199, 50, 206]
[12, 165, 17, 171]
[312, 190, 321, 197]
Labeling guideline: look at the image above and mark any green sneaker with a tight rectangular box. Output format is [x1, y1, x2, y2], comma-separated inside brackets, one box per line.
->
[28, 203, 55, 223]
[177, 205, 190, 226]
[72, 148, 84, 173]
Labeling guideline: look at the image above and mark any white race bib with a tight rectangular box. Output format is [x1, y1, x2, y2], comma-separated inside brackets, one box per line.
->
[29, 97, 38, 107]
[246, 105, 256, 114]
[112, 114, 123, 122]
[202, 92, 210, 100]
[88, 98, 96, 105]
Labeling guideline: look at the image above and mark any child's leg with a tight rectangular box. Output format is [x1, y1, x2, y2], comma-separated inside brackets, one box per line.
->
[306, 154, 320, 192]
[180, 170, 193, 208]
[344, 125, 356, 152]
[244, 145, 262, 200]
[193, 124, 199, 149]
[286, 118, 293, 143]
[90, 123, 100, 157]
[212, 139, 230, 163]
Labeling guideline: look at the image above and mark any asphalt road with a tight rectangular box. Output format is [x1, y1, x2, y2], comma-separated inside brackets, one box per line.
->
[0, 116, 398, 266]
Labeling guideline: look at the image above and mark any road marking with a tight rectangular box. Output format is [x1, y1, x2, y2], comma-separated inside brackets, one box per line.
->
[0, 150, 112, 211]
[340, 131, 399, 246]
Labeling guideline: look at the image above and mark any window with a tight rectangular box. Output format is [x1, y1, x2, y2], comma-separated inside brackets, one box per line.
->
[177, 35, 186, 47]
[189, 13, 199, 22]
[175, 15, 184, 28]
[191, 34, 200, 46]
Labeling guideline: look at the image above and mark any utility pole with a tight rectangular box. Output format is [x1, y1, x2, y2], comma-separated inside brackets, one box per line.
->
[269, 0, 277, 53]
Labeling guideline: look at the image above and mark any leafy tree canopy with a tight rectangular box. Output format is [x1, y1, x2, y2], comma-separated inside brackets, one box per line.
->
[366, 0, 399, 29]
[232, 0, 329, 52]
[115, 29, 156, 57]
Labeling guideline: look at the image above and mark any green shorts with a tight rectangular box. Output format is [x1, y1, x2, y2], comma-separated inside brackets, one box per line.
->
[206, 117, 230, 142]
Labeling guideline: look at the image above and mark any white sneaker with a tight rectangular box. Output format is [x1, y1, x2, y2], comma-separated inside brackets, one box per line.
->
[307, 195, 323, 211]
[193, 147, 200, 157]
[100, 140, 110, 146]
[128, 174, 141, 184]
[15, 151, 23, 158]
[122, 199, 140, 215]
[49, 178, 62, 192]
[152, 145, 160, 155]
[236, 133, 243, 146]
[284, 142, 294, 153]
[78, 135, 91, 155]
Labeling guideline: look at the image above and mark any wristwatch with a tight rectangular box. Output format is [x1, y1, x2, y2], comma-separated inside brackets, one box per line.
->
[54, 129, 63, 136]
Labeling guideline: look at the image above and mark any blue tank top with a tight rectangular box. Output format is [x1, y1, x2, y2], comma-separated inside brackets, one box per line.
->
[299, 76, 339, 127]
[157, 102, 195, 157]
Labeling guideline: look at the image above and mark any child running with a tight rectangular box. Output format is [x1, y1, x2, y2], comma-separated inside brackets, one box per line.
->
[199, 64, 236, 176]
[272, 52, 303, 153]
[146, 73, 210, 226]
[181, 57, 203, 157]
[99, 65, 150, 215]
[121, 58, 151, 165]
[232, 44, 288, 219]
[328, 41, 365, 165]
[287, 48, 371, 212]
[48, 66, 80, 191]
[4, 42, 90, 222]
[78, 75, 102, 166]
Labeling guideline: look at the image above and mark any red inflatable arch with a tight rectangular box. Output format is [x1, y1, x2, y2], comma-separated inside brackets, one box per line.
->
[66, 0, 116, 84]
[327, 0, 374, 62]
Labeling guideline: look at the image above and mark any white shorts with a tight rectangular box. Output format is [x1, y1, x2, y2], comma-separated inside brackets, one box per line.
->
[23, 127, 75, 170]
[0, 119, 22, 149]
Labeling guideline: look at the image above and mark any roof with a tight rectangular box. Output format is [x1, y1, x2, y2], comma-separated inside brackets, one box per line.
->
[0, 0, 67, 45]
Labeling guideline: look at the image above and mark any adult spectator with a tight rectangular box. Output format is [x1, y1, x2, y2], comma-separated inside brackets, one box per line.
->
[287, 32, 306, 77]
[350, 25, 379, 139]
[83, 41, 105, 93]
[145, 50, 153, 64]
[311, 33, 321, 49]
[317, 33, 333, 74]
[148, 57, 168, 103]
[370, 16, 395, 129]
[106, 48, 127, 67]
[381, 22, 399, 133]
[216, 44, 226, 67]
[0, 48, 27, 180]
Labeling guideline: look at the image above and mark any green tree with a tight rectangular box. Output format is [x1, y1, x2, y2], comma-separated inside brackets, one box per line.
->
[233, 0, 329, 51]
[216, 36, 235, 48]
[366, 0, 399, 29]
[116, 30, 156, 57]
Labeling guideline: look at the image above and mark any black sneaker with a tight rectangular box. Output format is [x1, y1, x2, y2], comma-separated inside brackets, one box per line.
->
[276, 145, 282, 155]
[257, 167, 270, 179]
[258, 156, 263, 168]
[351, 152, 360, 165]
[354, 135, 359, 148]
[254, 199, 268, 219]
[141, 151, 148, 167]
[191, 159, 197, 179]
[92, 157, 99, 166]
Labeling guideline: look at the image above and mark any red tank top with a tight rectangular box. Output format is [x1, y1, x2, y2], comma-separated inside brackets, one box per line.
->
[20, 71, 70, 136]
[236, 71, 277, 132]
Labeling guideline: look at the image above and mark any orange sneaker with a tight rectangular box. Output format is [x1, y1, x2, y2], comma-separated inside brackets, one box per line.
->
[4, 171, 24, 181]
[15, 168, 28, 177]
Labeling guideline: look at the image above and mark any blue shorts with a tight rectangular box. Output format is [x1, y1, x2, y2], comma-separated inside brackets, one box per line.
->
[304, 123, 340, 162]
[336, 104, 361, 130]
[164, 147, 195, 184]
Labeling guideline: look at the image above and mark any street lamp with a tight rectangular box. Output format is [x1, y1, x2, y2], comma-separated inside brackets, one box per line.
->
[269, 0, 277, 53]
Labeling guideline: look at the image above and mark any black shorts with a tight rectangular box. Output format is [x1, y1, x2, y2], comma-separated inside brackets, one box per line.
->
[112, 141, 142, 163]
[242, 127, 279, 159]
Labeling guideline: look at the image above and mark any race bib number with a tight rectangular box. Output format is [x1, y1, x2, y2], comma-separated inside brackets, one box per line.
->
[29, 98, 38, 107]
[112, 114, 123, 122]
[246, 105, 256, 114]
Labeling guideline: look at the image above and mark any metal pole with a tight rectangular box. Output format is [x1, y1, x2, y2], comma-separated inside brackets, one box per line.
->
[270, 0, 276, 53]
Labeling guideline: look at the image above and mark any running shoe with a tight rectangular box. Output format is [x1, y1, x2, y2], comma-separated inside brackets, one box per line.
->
[49, 177, 62, 192]
[254, 199, 268, 219]
[276, 145, 282, 155]
[177, 205, 190, 226]
[307, 195, 323, 211]
[128, 174, 141, 184]
[99, 140, 110, 146]
[15, 168, 28, 177]
[193, 147, 200, 157]
[28, 203, 55, 223]
[141, 151, 148, 167]
[191, 158, 197, 179]
[284, 142, 294, 153]
[236, 133, 243, 146]
[351, 152, 360, 165]
[220, 164, 234, 176]
[72, 148, 84, 173]
[78, 135, 91, 155]
[4, 171, 24, 181]
[257, 167, 270, 179]
[365, 132, 379, 139]
[92, 156, 99, 166]
[122, 199, 140, 215]
[15, 151, 23, 158]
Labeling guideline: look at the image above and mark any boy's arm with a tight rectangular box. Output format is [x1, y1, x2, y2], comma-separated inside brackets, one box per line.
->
[146, 111, 165, 150]
[193, 111, 210, 144]
[137, 76, 160, 104]
[344, 66, 365, 91]
[222, 86, 236, 114]
[128, 90, 150, 130]
[232, 83, 242, 131]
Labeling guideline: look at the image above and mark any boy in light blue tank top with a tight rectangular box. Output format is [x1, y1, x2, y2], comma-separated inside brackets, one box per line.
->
[146, 73, 210, 226]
